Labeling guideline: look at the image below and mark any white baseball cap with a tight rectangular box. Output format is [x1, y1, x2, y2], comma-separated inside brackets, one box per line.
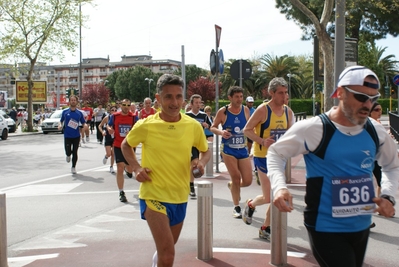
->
[331, 65, 380, 98]
[246, 96, 254, 102]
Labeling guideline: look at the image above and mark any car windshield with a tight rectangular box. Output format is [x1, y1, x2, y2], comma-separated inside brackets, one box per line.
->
[0, 110, 10, 119]
[50, 110, 63, 119]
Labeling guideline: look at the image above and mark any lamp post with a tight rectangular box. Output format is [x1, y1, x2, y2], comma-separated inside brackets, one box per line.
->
[145, 78, 154, 98]
[287, 73, 293, 107]
[78, 3, 82, 97]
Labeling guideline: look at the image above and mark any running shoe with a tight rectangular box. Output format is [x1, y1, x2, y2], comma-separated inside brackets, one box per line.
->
[125, 168, 133, 178]
[232, 206, 242, 218]
[190, 187, 196, 198]
[242, 199, 255, 225]
[66, 156, 71, 163]
[86, 136, 90, 142]
[119, 191, 127, 202]
[103, 156, 108, 165]
[71, 167, 77, 174]
[370, 222, 376, 228]
[82, 137, 85, 144]
[259, 226, 271, 240]
[110, 166, 115, 174]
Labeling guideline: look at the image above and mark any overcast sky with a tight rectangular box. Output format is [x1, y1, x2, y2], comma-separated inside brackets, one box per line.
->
[50, 0, 398, 70]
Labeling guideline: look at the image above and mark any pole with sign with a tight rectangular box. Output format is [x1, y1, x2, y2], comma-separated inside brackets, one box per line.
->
[214, 24, 221, 173]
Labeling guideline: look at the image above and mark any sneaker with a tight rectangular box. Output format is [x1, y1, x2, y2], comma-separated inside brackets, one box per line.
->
[370, 222, 376, 228]
[86, 136, 89, 142]
[227, 181, 241, 201]
[125, 168, 133, 178]
[232, 206, 242, 218]
[119, 191, 127, 202]
[190, 187, 196, 198]
[82, 137, 85, 144]
[110, 166, 115, 174]
[242, 199, 255, 225]
[254, 170, 260, 186]
[71, 167, 77, 174]
[103, 156, 108, 165]
[66, 156, 71, 163]
[259, 226, 271, 241]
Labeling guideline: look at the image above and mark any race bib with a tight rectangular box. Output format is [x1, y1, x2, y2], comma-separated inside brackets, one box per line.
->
[119, 124, 131, 137]
[227, 127, 246, 149]
[270, 129, 287, 142]
[67, 119, 79, 130]
[331, 174, 376, 218]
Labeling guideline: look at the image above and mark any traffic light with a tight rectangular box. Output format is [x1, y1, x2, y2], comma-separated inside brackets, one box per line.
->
[384, 86, 389, 96]
[316, 83, 323, 92]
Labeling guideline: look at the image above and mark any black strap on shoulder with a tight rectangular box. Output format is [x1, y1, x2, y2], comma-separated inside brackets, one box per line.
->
[223, 105, 228, 115]
[364, 118, 380, 155]
[312, 113, 336, 159]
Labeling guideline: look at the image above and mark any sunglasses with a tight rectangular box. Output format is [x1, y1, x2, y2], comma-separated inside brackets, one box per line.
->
[372, 108, 381, 112]
[344, 87, 380, 104]
[121, 104, 129, 107]
[111, 109, 116, 112]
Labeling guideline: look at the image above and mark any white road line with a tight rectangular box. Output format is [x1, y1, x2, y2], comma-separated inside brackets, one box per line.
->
[6, 189, 140, 198]
[0, 166, 113, 192]
[213, 247, 306, 258]
[8, 253, 59, 262]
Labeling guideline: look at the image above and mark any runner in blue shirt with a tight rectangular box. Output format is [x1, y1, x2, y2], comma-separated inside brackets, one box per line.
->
[58, 95, 87, 174]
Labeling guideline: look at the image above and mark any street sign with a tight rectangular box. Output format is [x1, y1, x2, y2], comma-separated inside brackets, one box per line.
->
[210, 49, 216, 75]
[219, 49, 224, 74]
[215, 25, 222, 48]
[393, 74, 399, 86]
[230, 60, 252, 81]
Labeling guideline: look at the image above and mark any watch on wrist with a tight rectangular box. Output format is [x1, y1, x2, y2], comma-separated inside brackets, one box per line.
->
[380, 194, 396, 206]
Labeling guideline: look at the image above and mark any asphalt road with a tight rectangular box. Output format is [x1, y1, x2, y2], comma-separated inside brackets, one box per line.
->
[1, 131, 399, 267]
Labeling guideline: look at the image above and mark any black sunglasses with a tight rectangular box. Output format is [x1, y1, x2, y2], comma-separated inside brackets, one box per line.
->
[344, 87, 380, 104]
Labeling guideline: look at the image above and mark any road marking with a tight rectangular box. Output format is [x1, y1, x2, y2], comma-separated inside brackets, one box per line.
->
[213, 247, 307, 258]
[5, 189, 139, 198]
[0, 166, 108, 192]
[5, 183, 82, 197]
[8, 253, 59, 267]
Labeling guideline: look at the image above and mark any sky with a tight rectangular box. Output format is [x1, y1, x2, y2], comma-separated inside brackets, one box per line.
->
[50, 0, 398, 70]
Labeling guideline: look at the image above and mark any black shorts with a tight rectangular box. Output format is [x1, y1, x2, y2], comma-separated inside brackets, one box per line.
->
[104, 135, 114, 146]
[191, 147, 199, 161]
[114, 147, 128, 165]
[247, 137, 253, 144]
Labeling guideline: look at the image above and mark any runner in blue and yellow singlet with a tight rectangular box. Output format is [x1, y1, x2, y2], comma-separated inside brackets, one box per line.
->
[210, 86, 252, 219]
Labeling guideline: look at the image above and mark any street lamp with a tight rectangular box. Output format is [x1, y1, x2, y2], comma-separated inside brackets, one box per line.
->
[145, 78, 154, 98]
[287, 72, 293, 107]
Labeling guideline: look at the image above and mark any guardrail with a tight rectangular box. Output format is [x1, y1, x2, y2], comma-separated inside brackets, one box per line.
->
[294, 112, 307, 122]
[389, 111, 399, 142]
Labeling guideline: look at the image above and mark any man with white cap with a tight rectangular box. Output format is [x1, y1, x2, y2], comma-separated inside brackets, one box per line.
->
[267, 65, 399, 267]
[245, 96, 256, 155]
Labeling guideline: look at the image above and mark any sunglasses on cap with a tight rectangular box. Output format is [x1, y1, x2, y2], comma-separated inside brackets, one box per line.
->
[344, 87, 380, 104]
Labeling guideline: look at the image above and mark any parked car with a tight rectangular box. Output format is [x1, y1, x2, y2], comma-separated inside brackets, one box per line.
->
[0, 110, 16, 133]
[41, 109, 63, 134]
[0, 114, 8, 140]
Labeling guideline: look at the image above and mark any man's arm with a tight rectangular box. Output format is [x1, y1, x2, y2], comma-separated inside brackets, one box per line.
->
[243, 105, 267, 145]
[210, 108, 232, 139]
[121, 138, 151, 182]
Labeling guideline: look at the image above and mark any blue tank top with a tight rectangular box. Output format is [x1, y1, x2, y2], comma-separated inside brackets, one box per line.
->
[221, 105, 247, 149]
[304, 114, 378, 233]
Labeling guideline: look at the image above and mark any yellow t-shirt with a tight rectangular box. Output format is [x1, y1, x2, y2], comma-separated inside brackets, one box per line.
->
[126, 112, 208, 203]
[253, 103, 288, 158]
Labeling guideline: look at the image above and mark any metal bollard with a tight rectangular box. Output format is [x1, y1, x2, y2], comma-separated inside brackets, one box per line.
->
[197, 181, 213, 261]
[0, 193, 8, 267]
[270, 192, 287, 266]
[285, 158, 291, 184]
[204, 141, 214, 178]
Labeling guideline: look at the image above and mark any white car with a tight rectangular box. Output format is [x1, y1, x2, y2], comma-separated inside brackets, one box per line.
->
[0, 110, 16, 133]
[0, 114, 8, 140]
[41, 109, 63, 134]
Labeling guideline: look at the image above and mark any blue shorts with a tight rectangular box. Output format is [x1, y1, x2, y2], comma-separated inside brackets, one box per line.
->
[221, 143, 248, 160]
[254, 157, 268, 174]
[139, 199, 187, 226]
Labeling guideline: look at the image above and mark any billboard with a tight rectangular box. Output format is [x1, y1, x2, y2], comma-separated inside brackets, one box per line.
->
[15, 81, 47, 104]
[0, 91, 7, 108]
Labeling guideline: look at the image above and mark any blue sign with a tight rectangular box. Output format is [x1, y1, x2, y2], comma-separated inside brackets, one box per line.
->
[393, 74, 399, 86]
[219, 49, 224, 74]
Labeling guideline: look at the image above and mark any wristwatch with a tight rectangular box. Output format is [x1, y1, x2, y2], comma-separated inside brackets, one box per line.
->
[380, 194, 396, 206]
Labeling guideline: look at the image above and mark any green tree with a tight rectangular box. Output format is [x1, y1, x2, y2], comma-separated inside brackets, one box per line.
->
[0, 0, 93, 131]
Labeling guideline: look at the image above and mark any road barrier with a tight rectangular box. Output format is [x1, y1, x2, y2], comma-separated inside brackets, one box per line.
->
[0, 193, 7, 267]
[389, 111, 399, 142]
[203, 141, 214, 178]
[197, 181, 213, 261]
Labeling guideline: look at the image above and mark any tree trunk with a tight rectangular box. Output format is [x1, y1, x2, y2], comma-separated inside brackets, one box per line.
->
[318, 31, 335, 112]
